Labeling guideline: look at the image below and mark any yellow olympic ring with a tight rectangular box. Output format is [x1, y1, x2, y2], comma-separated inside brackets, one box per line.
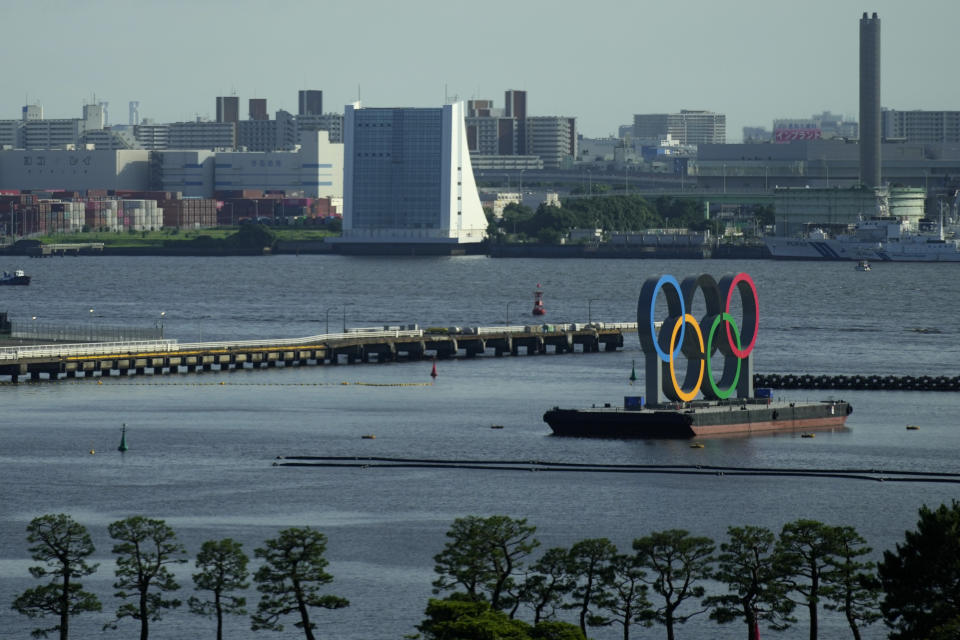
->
[668, 313, 704, 402]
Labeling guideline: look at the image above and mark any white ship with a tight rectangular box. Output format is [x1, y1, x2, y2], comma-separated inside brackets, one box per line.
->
[764, 218, 960, 262]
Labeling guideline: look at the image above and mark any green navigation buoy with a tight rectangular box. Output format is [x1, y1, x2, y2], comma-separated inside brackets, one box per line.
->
[118, 424, 128, 452]
[629, 359, 637, 383]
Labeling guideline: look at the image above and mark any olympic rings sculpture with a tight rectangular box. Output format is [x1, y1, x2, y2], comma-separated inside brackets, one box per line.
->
[638, 273, 758, 402]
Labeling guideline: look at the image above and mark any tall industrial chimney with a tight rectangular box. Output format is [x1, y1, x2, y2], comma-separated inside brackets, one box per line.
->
[859, 12, 881, 188]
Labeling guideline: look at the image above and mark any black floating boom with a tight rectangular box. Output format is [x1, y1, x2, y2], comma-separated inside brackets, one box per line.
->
[753, 373, 960, 392]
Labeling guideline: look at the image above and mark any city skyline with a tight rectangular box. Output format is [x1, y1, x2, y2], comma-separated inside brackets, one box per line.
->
[2, 0, 959, 140]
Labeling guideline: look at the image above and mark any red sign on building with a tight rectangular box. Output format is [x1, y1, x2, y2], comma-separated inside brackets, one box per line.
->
[774, 128, 822, 143]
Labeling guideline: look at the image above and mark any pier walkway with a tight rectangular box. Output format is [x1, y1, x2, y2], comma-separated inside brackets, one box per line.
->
[26, 242, 105, 257]
[0, 323, 634, 383]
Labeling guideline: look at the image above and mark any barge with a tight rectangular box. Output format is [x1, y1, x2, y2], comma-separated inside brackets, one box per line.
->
[548, 270, 854, 439]
[543, 398, 852, 439]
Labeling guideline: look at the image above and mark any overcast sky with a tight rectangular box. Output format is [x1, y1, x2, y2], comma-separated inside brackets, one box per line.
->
[2, 0, 957, 141]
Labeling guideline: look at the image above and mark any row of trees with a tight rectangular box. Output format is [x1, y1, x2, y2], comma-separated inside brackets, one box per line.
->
[11, 502, 960, 640]
[10, 515, 345, 640]
[487, 196, 775, 244]
[419, 502, 960, 640]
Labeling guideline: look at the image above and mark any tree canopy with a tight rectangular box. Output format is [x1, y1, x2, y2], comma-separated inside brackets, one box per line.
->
[879, 500, 960, 640]
[251, 527, 348, 640]
[633, 529, 714, 640]
[11, 514, 101, 640]
[776, 519, 843, 640]
[106, 516, 187, 640]
[189, 538, 250, 640]
[821, 525, 880, 640]
[564, 538, 618, 636]
[519, 547, 575, 624]
[432, 515, 540, 614]
[706, 525, 795, 639]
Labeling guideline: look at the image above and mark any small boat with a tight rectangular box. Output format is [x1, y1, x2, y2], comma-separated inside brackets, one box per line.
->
[490, 424, 504, 429]
[906, 424, 920, 430]
[801, 432, 815, 438]
[0, 268, 30, 285]
[361, 434, 376, 439]
[855, 259, 871, 272]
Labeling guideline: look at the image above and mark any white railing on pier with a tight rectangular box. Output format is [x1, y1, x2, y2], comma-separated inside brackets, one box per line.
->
[175, 329, 425, 352]
[476, 322, 638, 335]
[0, 340, 179, 361]
[0, 323, 635, 361]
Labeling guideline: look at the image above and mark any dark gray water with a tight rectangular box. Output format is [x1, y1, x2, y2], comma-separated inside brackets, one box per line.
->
[1, 255, 958, 639]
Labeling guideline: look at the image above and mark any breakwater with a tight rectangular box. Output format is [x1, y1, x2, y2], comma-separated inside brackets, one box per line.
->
[753, 373, 960, 392]
[275, 456, 960, 484]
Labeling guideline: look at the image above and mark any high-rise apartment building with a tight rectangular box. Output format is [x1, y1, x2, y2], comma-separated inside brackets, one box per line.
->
[296, 113, 344, 144]
[882, 109, 960, 144]
[167, 121, 236, 150]
[339, 102, 487, 250]
[0, 121, 19, 147]
[298, 90, 323, 116]
[525, 117, 577, 168]
[134, 123, 170, 150]
[237, 110, 297, 151]
[216, 96, 239, 124]
[504, 90, 527, 151]
[249, 99, 268, 121]
[633, 110, 726, 145]
[21, 119, 82, 149]
[466, 114, 517, 155]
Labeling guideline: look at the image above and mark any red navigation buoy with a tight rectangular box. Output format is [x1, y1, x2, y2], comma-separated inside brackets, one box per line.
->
[430, 359, 438, 379]
[532, 283, 546, 316]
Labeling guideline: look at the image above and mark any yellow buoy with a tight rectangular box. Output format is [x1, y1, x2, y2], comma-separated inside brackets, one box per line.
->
[89, 449, 95, 455]
[97, 380, 103, 385]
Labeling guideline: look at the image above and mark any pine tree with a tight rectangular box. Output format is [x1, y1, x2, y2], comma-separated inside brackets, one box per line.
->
[11, 514, 101, 640]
